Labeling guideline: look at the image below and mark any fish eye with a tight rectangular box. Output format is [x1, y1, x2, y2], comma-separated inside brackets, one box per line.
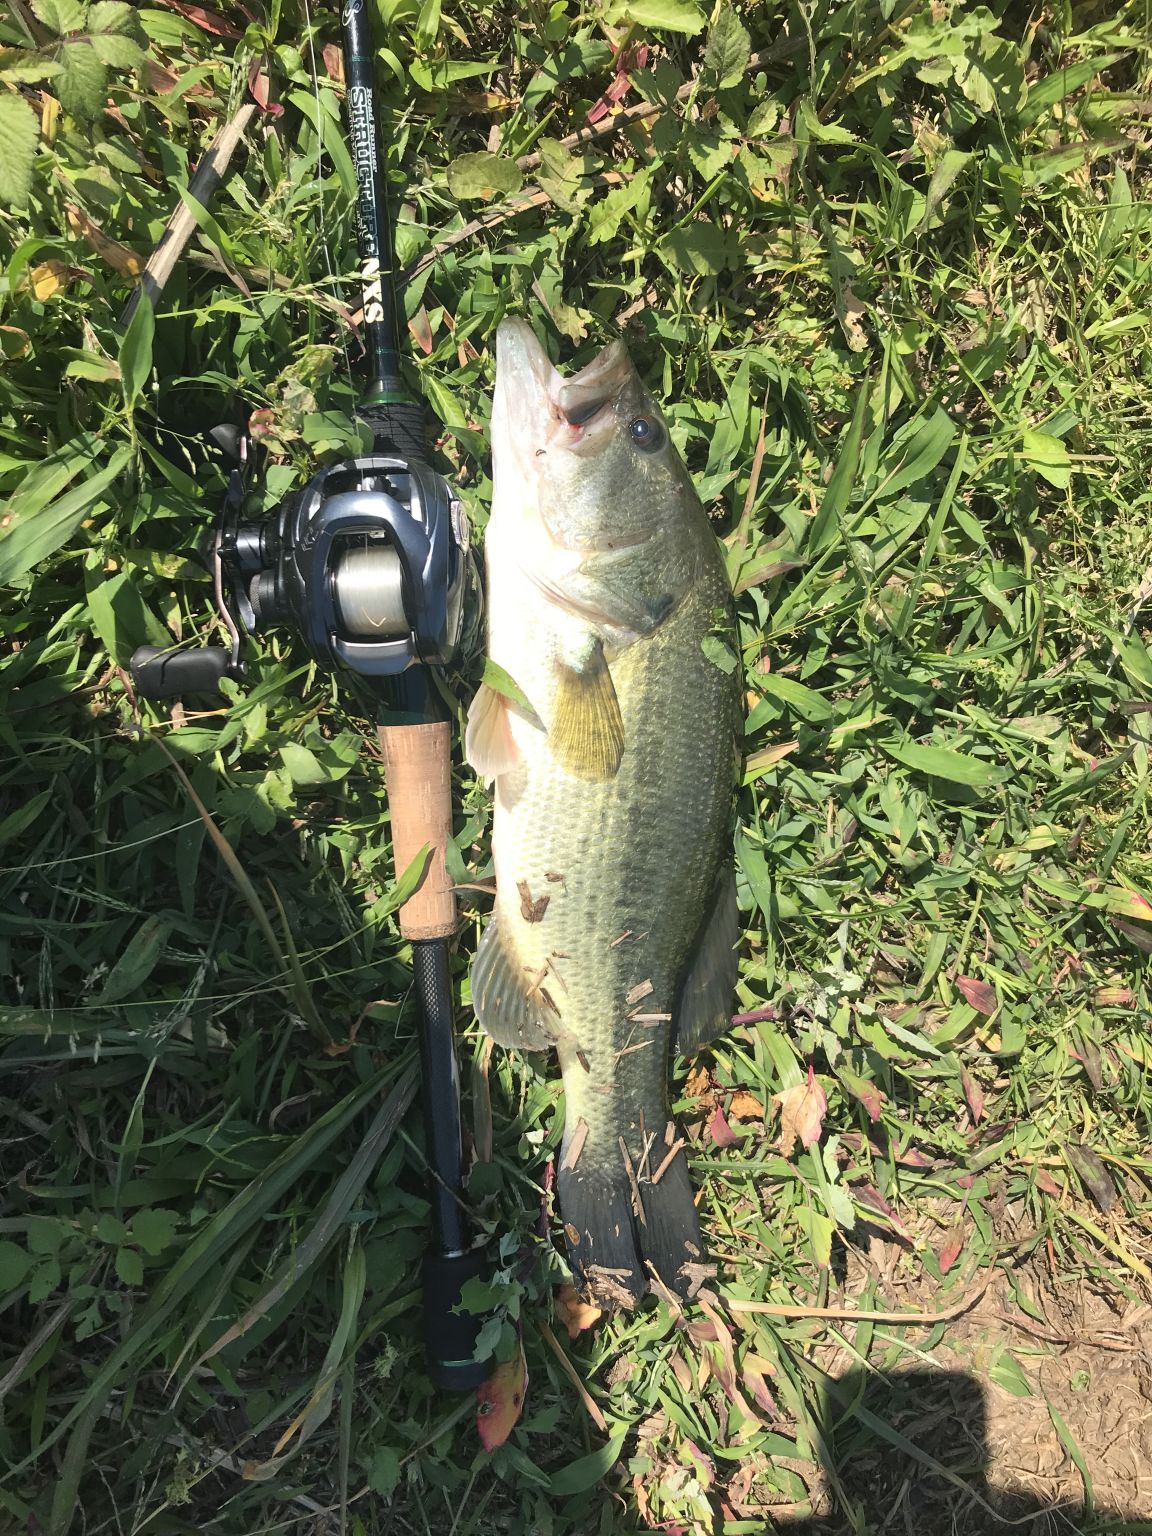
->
[629, 416, 664, 453]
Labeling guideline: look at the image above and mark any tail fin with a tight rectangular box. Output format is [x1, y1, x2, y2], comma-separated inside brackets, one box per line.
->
[557, 1130, 703, 1306]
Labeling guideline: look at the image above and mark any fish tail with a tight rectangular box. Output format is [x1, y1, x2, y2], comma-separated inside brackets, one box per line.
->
[637, 1136, 705, 1298]
[558, 1124, 703, 1306]
[557, 1159, 647, 1307]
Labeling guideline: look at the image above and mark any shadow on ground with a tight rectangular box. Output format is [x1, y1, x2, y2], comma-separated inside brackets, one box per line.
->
[776, 1369, 1147, 1535]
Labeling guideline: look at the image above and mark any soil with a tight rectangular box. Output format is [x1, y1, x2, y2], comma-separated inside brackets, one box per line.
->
[771, 1235, 1152, 1534]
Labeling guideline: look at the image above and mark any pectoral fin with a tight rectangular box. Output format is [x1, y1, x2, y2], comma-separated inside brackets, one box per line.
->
[673, 869, 740, 1054]
[471, 914, 560, 1052]
[465, 683, 521, 783]
[550, 640, 625, 781]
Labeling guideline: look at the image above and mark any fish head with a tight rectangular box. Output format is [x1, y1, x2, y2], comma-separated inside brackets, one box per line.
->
[491, 318, 693, 551]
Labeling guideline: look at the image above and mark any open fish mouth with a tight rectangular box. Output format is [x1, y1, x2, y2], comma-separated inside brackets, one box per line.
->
[494, 319, 633, 455]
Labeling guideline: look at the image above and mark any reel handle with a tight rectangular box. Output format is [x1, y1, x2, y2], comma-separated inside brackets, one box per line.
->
[129, 644, 237, 699]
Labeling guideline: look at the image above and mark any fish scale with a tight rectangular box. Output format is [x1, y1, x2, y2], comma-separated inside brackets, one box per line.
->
[467, 318, 741, 1303]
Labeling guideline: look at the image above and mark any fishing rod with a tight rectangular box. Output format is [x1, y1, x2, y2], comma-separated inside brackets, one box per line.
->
[130, 3, 487, 1392]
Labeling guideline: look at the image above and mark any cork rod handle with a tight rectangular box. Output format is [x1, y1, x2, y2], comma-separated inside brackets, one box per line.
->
[378, 722, 457, 941]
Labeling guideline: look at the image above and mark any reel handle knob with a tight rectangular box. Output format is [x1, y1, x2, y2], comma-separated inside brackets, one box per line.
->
[129, 645, 236, 699]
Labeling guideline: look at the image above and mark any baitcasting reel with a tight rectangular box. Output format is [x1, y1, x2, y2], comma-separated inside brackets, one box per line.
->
[130, 444, 473, 700]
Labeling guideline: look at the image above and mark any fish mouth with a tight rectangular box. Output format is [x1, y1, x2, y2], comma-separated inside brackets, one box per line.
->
[495, 319, 633, 456]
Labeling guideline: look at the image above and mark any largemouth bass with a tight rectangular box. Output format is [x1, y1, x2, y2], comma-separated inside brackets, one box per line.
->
[466, 319, 741, 1305]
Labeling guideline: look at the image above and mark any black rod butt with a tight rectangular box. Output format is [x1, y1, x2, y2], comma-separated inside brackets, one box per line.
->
[422, 1247, 490, 1391]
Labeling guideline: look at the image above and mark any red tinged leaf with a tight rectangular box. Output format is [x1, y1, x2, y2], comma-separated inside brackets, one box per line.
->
[1094, 986, 1133, 1007]
[960, 1068, 985, 1125]
[476, 1342, 527, 1451]
[956, 976, 998, 1015]
[409, 306, 435, 357]
[682, 1440, 715, 1489]
[585, 42, 649, 125]
[153, 0, 242, 37]
[938, 1227, 964, 1274]
[707, 1104, 739, 1147]
[1116, 887, 1152, 919]
[248, 62, 284, 117]
[772, 1064, 827, 1154]
[1033, 1166, 1062, 1197]
[851, 1182, 913, 1242]
[1114, 918, 1152, 953]
[836, 1064, 886, 1121]
[742, 1355, 778, 1415]
[322, 42, 344, 84]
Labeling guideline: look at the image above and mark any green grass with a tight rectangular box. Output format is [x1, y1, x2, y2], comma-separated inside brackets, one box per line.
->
[2, 0, 1152, 1531]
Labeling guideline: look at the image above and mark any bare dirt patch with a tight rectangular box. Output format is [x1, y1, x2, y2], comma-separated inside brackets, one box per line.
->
[769, 1236, 1152, 1533]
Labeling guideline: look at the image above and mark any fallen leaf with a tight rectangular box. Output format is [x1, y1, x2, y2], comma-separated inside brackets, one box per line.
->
[66, 205, 142, 277]
[555, 1282, 601, 1340]
[956, 976, 998, 1015]
[684, 1063, 712, 1101]
[893, 1145, 933, 1169]
[143, 59, 181, 94]
[773, 1065, 826, 1155]
[1070, 1039, 1104, 1093]
[728, 1090, 764, 1120]
[456, 89, 518, 113]
[476, 1341, 527, 1451]
[743, 739, 800, 779]
[838, 283, 869, 351]
[960, 1068, 985, 1125]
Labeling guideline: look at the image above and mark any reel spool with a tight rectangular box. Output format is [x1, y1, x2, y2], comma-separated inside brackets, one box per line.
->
[130, 451, 472, 699]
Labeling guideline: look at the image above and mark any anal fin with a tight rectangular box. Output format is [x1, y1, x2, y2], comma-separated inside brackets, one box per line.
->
[673, 868, 740, 1055]
[471, 914, 559, 1052]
